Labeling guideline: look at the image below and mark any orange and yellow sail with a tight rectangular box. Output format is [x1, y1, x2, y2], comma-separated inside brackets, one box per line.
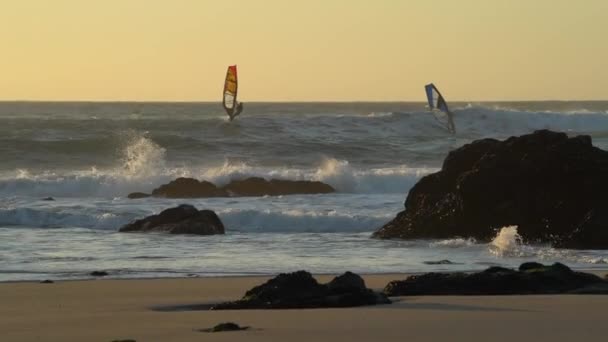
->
[223, 65, 238, 112]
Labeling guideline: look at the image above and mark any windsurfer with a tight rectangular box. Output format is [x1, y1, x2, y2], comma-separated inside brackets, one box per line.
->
[228, 102, 244, 121]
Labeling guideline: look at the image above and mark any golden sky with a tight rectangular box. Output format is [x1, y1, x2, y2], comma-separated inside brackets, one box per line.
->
[1, 0, 606, 101]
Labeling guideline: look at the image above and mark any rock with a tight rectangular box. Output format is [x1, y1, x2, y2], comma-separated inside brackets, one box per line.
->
[91, 271, 109, 277]
[373, 130, 608, 249]
[41, 197, 55, 201]
[518, 262, 545, 271]
[223, 177, 335, 196]
[566, 283, 608, 294]
[40, 279, 54, 284]
[127, 192, 150, 199]
[119, 204, 225, 235]
[423, 259, 459, 265]
[151, 178, 226, 198]
[327, 271, 366, 293]
[131, 177, 335, 199]
[199, 322, 250, 333]
[384, 262, 606, 296]
[211, 271, 390, 310]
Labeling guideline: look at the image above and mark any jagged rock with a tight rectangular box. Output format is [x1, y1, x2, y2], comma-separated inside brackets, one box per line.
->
[384, 262, 606, 296]
[119, 204, 225, 235]
[40, 279, 54, 284]
[373, 130, 608, 249]
[211, 271, 390, 310]
[90, 271, 109, 277]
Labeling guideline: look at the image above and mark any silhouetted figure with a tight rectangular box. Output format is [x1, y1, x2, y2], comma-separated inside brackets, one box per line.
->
[228, 102, 244, 121]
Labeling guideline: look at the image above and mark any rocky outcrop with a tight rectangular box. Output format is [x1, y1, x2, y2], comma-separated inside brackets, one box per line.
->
[128, 177, 335, 199]
[151, 178, 226, 198]
[384, 262, 608, 296]
[211, 271, 390, 310]
[119, 204, 225, 235]
[373, 130, 608, 249]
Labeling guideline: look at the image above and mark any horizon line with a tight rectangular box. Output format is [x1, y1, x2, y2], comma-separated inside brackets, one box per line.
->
[1, 99, 607, 104]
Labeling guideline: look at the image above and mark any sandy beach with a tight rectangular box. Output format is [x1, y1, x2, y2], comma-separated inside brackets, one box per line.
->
[2, 273, 607, 342]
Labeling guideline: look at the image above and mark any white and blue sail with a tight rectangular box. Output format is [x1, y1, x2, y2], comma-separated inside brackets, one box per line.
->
[425, 83, 455, 134]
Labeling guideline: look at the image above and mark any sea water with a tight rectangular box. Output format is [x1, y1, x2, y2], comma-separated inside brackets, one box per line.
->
[1, 101, 608, 281]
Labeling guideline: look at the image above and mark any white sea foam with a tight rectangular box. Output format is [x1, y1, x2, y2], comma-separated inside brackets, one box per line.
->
[489, 226, 524, 257]
[0, 153, 434, 198]
[429, 237, 477, 248]
[0, 205, 390, 233]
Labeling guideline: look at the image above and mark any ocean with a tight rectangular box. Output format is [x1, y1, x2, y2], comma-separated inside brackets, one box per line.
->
[2, 101, 608, 281]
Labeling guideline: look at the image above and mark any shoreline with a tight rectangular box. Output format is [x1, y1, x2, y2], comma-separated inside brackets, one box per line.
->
[2, 274, 608, 341]
[3, 267, 608, 285]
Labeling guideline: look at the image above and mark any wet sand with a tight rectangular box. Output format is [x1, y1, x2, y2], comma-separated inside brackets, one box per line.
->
[1, 274, 607, 342]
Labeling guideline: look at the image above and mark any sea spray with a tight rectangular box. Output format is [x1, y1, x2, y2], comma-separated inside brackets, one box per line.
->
[489, 226, 524, 257]
[122, 133, 168, 178]
[314, 158, 357, 192]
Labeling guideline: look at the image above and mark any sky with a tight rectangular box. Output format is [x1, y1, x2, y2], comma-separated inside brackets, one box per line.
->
[0, 0, 607, 101]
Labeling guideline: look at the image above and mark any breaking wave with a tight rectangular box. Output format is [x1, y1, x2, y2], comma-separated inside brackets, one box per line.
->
[0, 131, 434, 197]
[0, 206, 390, 233]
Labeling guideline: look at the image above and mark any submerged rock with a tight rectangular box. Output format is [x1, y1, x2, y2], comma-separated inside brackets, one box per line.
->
[119, 204, 225, 235]
[199, 322, 250, 333]
[373, 130, 608, 249]
[129, 177, 335, 199]
[211, 271, 390, 310]
[384, 262, 606, 296]
[127, 192, 150, 199]
[90, 271, 109, 277]
[41, 197, 55, 201]
[422, 259, 460, 265]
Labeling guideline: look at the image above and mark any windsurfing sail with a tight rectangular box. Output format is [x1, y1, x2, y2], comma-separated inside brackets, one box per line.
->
[425, 83, 455, 134]
[222, 65, 239, 117]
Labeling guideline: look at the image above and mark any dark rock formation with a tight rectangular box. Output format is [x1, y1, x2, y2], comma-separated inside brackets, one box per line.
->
[373, 130, 608, 249]
[384, 262, 607, 296]
[41, 197, 55, 201]
[119, 204, 225, 235]
[199, 322, 250, 333]
[151, 178, 226, 198]
[90, 271, 109, 277]
[211, 271, 390, 310]
[40, 279, 54, 284]
[127, 192, 150, 199]
[128, 177, 335, 199]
